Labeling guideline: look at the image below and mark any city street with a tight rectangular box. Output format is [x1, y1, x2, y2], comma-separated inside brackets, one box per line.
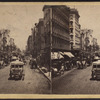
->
[0, 62, 50, 94]
[52, 65, 100, 94]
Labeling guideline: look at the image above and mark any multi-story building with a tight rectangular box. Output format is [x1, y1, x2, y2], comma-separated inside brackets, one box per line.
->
[36, 19, 45, 56]
[43, 5, 70, 52]
[31, 19, 46, 67]
[69, 8, 81, 51]
[31, 19, 45, 57]
[36, 19, 46, 66]
[31, 23, 38, 57]
[38, 19, 45, 55]
[81, 29, 93, 51]
[27, 35, 33, 55]
[43, 5, 71, 71]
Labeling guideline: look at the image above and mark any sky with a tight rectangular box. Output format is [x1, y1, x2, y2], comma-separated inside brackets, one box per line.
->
[0, 4, 43, 50]
[0, 3, 100, 50]
[71, 5, 100, 40]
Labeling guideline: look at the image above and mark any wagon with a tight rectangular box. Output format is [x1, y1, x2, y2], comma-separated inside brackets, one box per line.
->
[9, 60, 25, 80]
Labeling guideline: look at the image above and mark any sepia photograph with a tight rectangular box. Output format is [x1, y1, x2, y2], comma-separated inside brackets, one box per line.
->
[0, 2, 100, 98]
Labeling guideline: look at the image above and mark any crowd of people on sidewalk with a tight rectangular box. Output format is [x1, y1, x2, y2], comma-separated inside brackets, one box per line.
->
[51, 51, 95, 78]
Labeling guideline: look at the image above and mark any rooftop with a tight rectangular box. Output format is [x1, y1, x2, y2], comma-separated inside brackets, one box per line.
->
[70, 8, 80, 18]
[43, 5, 70, 11]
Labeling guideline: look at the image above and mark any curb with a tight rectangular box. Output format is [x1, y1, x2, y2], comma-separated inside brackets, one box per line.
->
[37, 66, 51, 83]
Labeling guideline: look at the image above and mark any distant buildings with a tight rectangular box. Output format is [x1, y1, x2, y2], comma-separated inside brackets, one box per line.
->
[31, 19, 45, 57]
[0, 29, 18, 58]
[81, 29, 93, 51]
[0, 29, 10, 50]
[92, 38, 98, 52]
[0, 29, 11, 52]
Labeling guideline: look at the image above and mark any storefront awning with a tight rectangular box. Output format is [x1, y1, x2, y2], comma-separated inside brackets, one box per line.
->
[51, 52, 64, 60]
[61, 52, 74, 58]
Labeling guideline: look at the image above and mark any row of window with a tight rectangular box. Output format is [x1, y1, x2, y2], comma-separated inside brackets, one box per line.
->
[75, 32, 80, 38]
[75, 16, 79, 23]
[53, 9, 69, 24]
[52, 36, 69, 46]
[53, 32, 69, 42]
[75, 42, 81, 46]
[53, 24, 69, 36]
[52, 19, 69, 32]
[75, 20, 79, 26]
[75, 39, 80, 43]
[53, 14, 69, 29]
[75, 24, 80, 30]
[55, 8, 69, 21]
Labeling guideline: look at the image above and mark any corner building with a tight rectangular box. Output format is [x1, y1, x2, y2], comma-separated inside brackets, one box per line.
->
[43, 5, 70, 52]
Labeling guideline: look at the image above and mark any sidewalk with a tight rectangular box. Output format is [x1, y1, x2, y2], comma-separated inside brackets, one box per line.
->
[53, 67, 77, 82]
[37, 66, 51, 82]
[38, 66, 77, 83]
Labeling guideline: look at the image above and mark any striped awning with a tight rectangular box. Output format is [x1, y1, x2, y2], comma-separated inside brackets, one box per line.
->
[61, 52, 74, 58]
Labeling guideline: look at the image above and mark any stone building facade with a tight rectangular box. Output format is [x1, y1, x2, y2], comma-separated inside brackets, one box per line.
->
[43, 5, 70, 52]
[69, 8, 81, 51]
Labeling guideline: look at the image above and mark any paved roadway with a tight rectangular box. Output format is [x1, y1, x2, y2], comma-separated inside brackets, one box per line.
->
[0, 62, 50, 94]
[52, 66, 100, 94]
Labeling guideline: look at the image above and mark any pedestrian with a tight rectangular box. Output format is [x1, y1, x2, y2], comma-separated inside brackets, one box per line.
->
[33, 58, 37, 69]
[57, 61, 62, 72]
[60, 63, 64, 74]
[31, 58, 37, 69]
[77, 57, 81, 69]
